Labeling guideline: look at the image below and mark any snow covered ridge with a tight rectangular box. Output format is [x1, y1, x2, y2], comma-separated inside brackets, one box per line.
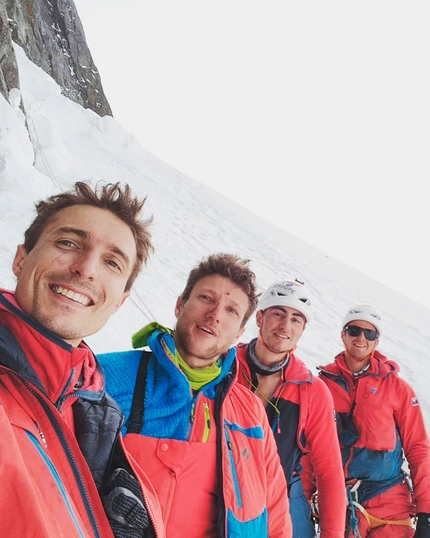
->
[1, 45, 430, 432]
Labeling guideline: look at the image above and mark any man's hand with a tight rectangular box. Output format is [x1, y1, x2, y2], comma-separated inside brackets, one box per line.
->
[102, 468, 150, 538]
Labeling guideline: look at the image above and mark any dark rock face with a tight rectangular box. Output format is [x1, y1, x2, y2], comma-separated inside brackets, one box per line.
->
[0, 0, 112, 117]
[0, 1, 19, 99]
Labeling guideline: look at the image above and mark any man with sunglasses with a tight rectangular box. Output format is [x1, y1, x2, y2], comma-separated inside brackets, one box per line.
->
[315, 303, 430, 538]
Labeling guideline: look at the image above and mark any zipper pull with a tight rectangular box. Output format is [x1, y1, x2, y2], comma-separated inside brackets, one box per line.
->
[204, 402, 211, 429]
[35, 422, 48, 449]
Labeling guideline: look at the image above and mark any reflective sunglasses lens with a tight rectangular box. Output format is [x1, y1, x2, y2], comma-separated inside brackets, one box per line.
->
[346, 326, 378, 341]
[364, 329, 378, 341]
[346, 325, 362, 337]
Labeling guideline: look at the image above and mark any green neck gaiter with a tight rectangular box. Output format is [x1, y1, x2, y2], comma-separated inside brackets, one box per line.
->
[132, 321, 221, 391]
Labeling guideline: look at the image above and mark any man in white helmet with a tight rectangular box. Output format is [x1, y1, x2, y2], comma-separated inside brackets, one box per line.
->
[315, 303, 430, 538]
[236, 279, 346, 538]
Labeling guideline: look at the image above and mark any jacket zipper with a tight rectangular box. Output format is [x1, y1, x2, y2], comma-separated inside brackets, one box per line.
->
[164, 468, 177, 530]
[202, 402, 211, 442]
[224, 424, 243, 509]
[26, 430, 87, 537]
[35, 421, 48, 449]
[11, 371, 101, 538]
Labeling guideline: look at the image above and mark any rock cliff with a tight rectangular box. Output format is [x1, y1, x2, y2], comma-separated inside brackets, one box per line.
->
[0, 0, 111, 117]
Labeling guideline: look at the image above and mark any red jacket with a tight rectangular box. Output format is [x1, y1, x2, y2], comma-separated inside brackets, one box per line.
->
[0, 290, 164, 537]
[318, 350, 430, 512]
[236, 342, 346, 538]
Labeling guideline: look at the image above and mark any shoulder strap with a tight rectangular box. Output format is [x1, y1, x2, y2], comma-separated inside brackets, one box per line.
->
[125, 350, 152, 434]
[297, 381, 309, 453]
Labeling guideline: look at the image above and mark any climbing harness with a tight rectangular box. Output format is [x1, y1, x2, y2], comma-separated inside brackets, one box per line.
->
[346, 480, 362, 537]
[346, 479, 413, 537]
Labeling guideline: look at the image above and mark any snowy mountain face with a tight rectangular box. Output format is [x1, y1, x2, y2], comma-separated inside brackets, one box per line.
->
[1, 15, 430, 435]
[0, 0, 111, 116]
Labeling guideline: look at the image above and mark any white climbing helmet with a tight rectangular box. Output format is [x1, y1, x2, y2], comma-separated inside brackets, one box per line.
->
[342, 303, 382, 335]
[258, 279, 313, 323]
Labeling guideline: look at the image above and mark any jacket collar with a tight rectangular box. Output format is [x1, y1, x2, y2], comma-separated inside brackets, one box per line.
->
[321, 349, 400, 380]
[0, 289, 104, 405]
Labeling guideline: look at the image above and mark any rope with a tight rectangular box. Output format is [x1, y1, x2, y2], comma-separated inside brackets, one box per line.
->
[346, 482, 362, 538]
[131, 288, 158, 323]
[352, 501, 413, 530]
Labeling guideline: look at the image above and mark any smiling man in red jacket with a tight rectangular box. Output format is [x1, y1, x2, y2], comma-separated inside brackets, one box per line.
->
[0, 181, 163, 538]
[317, 303, 430, 538]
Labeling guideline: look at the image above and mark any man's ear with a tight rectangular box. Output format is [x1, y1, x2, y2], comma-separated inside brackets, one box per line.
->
[174, 296, 183, 318]
[235, 325, 246, 341]
[114, 290, 130, 313]
[256, 310, 263, 328]
[12, 245, 28, 277]
[341, 330, 346, 345]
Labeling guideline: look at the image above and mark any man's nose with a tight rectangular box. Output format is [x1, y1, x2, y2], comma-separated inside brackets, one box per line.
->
[206, 302, 222, 321]
[70, 252, 98, 280]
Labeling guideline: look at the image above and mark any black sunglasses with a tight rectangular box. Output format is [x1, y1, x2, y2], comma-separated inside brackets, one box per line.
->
[344, 325, 379, 341]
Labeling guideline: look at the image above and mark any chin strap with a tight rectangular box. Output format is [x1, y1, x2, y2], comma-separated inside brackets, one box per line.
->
[258, 332, 288, 354]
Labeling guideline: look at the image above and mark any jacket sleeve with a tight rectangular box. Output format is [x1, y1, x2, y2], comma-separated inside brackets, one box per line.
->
[260, 405, 293, 538]
[304, 378, 346, 538]
[300, 453, 316, 500]
[394, 377, 430, 513]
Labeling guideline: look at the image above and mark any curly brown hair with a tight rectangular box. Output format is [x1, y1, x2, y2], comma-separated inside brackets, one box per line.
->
[180, 253, 259, 327]
[23, 181, 153, 290]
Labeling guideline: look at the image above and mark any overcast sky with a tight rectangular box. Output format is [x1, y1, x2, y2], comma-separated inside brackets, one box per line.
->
[73, 0, 430, 310]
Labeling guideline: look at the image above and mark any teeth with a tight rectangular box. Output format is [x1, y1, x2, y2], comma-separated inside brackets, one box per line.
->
[52, 286, 91, 306]
[200, 326, 213, 335]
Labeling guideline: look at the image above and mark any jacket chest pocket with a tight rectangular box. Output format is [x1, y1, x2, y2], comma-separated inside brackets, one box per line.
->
[223, 420, 266, 511]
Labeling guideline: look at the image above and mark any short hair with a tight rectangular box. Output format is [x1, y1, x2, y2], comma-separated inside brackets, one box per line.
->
[23, 181, 153, 290]
[180, 253, 259, 327]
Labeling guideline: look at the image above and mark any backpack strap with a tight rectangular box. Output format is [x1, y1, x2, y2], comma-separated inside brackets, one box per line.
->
[125, 350, 152, 434]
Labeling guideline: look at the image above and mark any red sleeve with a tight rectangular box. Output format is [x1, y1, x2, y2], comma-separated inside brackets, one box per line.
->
[304, 378, 346, 538]
[300, 453, 316, 500]
[394, 377, 430, 512]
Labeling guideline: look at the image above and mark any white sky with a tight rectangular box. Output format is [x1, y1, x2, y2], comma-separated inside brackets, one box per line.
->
[1, 43, 430, 430]
[75, 1, 430, 310]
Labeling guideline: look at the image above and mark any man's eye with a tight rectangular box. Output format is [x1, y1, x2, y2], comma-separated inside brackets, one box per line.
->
[57, 240, 76, 248]
[107, 260, 120, 270]
[228, 307, 238, 315]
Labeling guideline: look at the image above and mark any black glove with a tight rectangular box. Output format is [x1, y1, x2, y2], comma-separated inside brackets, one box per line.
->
[102, 468, 150, 538]
[415, 513, 430, 538]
